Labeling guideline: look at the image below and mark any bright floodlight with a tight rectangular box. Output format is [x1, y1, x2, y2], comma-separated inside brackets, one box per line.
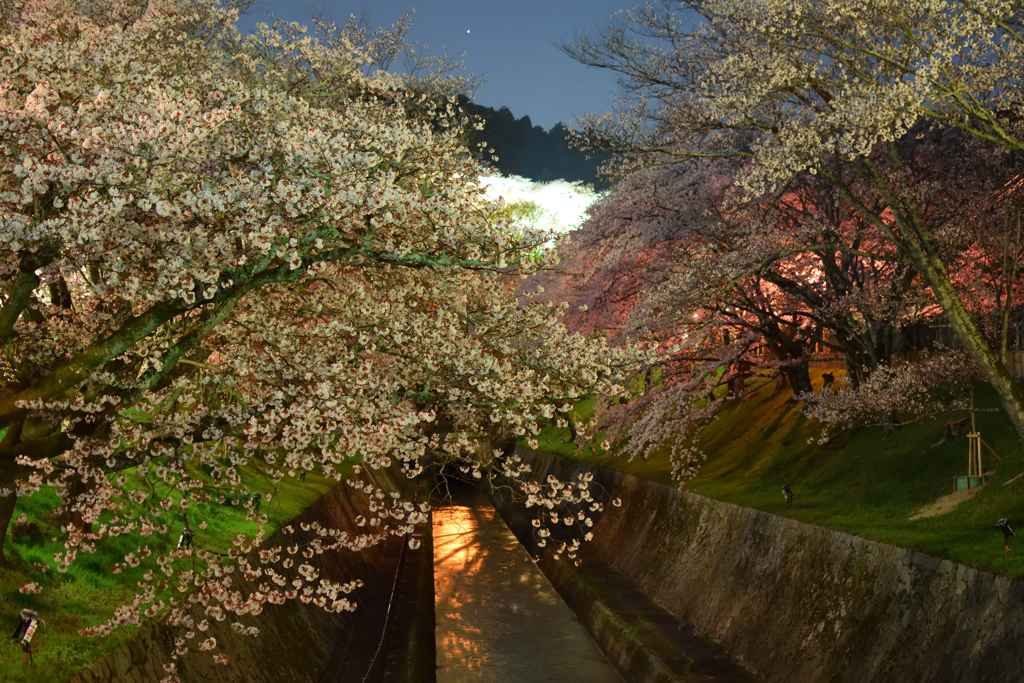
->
[479, 174, 602, 234]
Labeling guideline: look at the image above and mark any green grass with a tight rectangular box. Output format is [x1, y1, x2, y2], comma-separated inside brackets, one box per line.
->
[0, 460, 338, 681]
[542, 369, 1024, 577]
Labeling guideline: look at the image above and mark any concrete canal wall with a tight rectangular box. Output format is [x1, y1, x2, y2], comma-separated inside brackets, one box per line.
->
[513, 447, 1024, 683]
[70, 467, 434, 683]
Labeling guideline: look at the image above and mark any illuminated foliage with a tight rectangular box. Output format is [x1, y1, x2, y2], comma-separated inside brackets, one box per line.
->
[0, 0, 650, 669]
[565, 0, 1024, 441]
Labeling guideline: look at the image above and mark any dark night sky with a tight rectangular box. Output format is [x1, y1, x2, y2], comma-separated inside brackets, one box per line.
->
[235, 0, 635, 131]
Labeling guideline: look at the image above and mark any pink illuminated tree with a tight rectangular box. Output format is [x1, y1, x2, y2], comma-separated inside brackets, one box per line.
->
[540, 115, 1024, 463]
[534, 156, 947, 468]
[564, 0, 1024, 441]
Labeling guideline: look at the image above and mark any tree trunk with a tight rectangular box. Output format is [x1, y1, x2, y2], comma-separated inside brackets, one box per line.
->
[864, 151, 1024, 442]
[771, 373, 789, 396]
[0, 461, 19, 567]
[58, 478, 94, 534]
[882, 412, 901, 437]
[842, 353, 861, 389]
[785, 361, 813, 398]
[929, 272, 1024, 441]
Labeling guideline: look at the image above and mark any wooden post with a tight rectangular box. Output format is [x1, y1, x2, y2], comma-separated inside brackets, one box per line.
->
[971, 387, 976, 433]
[967, 389, 983, 485]
[968, 432, 983, 479]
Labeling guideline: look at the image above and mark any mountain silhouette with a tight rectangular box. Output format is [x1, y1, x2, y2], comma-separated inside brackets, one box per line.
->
[462, 100, 611, 188]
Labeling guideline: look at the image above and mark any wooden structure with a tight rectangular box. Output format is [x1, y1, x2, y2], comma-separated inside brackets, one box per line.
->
[967, 430, 983, 479]
[956, 391, 1003, 491]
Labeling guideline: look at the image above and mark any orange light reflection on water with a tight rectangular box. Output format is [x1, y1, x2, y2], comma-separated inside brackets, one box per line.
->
[432, 495, 622, 683]
[433, 504, 492, 670]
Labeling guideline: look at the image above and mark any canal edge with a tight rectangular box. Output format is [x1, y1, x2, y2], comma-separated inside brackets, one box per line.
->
[487, 484, 759, 683]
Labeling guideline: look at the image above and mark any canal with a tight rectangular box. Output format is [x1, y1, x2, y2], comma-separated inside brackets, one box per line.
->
[433, 487, 623, 683]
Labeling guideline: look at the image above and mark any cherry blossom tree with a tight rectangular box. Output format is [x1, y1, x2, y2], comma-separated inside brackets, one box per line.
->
[539, 118, 1024, 465]
[534, 162, 882, 468]
[564, 0, 1024, 441]
[0, 0, 649, 669]
[801, 349, 983, 438]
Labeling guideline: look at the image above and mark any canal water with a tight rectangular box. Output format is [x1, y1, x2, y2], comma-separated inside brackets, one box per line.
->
[433, 487, 623, 683]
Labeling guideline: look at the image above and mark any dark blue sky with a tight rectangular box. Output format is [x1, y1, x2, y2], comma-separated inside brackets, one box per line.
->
[236, 0, 633, 131]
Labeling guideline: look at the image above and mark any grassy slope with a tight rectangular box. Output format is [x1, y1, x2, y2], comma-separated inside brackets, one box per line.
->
[0, 463, 338, 681]
[539, 369, 1024, 578]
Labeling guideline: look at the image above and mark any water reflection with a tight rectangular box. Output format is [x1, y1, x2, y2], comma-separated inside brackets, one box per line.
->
[434, 488, 622, 683]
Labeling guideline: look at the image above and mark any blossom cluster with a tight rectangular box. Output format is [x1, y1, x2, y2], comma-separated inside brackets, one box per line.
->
[0, 0, 650, 668]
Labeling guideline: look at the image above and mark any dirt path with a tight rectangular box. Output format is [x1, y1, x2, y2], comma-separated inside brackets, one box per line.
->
[909, 484, 985, 520]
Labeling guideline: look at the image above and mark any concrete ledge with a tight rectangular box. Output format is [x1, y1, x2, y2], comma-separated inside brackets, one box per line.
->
[490, 480, 757, 683]
[513, 447, 1024, 683]
[539, 555, 690, 683]
[382, 506, 436, 683]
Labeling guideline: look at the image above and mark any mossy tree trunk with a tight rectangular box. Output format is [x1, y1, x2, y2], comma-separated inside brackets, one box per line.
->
[926, 269, 1024, 440]
[835, 153, 1024, 444]
[0, 419, 74, 566]
[0, 472, 16, 568]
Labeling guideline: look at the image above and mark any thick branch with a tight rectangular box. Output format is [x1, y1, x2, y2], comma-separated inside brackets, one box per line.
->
[0, 250, 56, 344]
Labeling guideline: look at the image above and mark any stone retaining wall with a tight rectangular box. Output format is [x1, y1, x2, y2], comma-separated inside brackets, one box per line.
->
[516, 447, 1024, 683]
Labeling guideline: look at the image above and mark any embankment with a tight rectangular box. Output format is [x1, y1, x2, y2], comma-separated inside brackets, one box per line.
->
[513, 447, 1024, 683]
[70, 467, 433, 683]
